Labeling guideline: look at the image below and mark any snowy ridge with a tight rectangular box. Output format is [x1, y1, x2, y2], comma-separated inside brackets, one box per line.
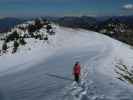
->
[0, 25, 133, 100]
[0, 19, 57, 75]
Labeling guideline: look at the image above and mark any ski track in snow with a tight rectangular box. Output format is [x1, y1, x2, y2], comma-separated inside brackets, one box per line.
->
[0, 27, 132, 100]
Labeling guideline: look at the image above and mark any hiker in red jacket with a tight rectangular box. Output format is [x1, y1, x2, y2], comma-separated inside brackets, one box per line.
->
[73, 61, 81, 83]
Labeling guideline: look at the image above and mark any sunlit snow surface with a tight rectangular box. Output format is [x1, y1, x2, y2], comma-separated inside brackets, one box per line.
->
[0, 26, 133, 100]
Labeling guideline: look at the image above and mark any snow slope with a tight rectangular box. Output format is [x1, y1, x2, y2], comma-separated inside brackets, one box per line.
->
[0, 26, 133, 100]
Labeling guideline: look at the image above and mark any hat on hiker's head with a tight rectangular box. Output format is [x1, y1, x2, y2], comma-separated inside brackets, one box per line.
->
[75, 61, 79, 65]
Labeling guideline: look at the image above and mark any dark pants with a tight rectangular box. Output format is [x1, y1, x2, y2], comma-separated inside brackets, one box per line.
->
[74, 74, 80, 83]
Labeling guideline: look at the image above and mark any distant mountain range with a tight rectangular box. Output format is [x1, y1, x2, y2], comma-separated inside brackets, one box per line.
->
[49, 15, 133, 28]
[0, 15, 133, 45]
[48, 16, 98, 31]
[49, 15, 133, 45]
[0, 18, 26, 33]
[0, 16, 133, 33]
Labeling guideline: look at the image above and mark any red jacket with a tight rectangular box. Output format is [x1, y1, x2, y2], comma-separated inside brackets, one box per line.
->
[73, 64, 81, 75]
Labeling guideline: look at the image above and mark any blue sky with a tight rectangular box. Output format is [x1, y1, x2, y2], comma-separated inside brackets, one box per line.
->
[0, 0, 133, 18]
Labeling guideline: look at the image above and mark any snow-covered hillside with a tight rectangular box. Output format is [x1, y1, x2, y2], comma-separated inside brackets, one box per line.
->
[0, 22, 133, 100]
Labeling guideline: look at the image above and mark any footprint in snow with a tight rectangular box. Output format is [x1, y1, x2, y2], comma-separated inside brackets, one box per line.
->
[63, 80, 94, 100]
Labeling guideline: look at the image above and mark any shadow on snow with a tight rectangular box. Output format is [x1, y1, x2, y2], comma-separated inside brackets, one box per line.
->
[45, 73, 73, 82]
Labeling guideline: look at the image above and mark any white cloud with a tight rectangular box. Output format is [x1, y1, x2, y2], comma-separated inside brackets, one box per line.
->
[123, 4, 133, 10]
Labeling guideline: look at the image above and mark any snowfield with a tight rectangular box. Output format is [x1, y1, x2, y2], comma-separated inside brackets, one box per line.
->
[0, 26, 133, 100]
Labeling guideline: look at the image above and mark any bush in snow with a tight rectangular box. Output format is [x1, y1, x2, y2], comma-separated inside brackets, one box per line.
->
[6, 31, 19, 42]
[14, 40, 19, 48]
[34, 33, 42, 40]
[115, 61, 133, 85]
[38, 34, 43, 40]
[18, 26, 26, 31]
[34, 18, 43, 30]
[44, 34, 48, 40]
[19, 38, 26, 45]
[27, 19, 44, 36]
[46, 24, 52, 33]
[12, 40, 19, 53]
[28, 24, 36, 33]
[2, 42, 7, 53]
[48, 29, 55, 35]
